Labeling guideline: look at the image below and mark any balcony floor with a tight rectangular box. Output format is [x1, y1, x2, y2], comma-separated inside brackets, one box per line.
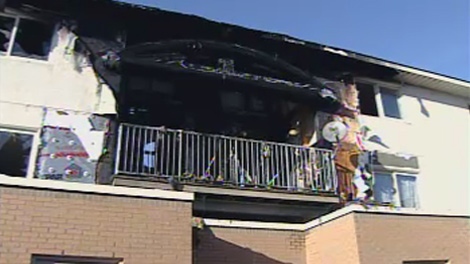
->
[113, 175, 341, 223]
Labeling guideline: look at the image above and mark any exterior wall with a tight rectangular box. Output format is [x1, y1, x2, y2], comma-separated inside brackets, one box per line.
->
[361, 84, 470, 215]
[305, 213, 360, 264]
[354, 212, 470, 264]
[304, 209, 470, 264]
[195, 227, 305, 264]
[0, 46, 115, 131]
[0, 184, 193, 264]
[399, 86, 470, 215]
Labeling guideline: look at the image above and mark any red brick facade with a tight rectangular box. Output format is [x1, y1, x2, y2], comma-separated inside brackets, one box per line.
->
[354, 213, 470, 264]
[195, 227, 305, 264]
[0, 186, 192, 264]
[305, 212, 470, 264]
[1, 184, 468, 264]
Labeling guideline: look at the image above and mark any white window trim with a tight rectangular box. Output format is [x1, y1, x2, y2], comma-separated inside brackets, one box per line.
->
[373, 84, 404, 119]
[5, 15, 19, 56]
[373, 170, 420, 209]
[0, 127, 40, 179]
[378, 85, 404, 119]
[356, 78, 405, 120]
[374, 85, 385, 117]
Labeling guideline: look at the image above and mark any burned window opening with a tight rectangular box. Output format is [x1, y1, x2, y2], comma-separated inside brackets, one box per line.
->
[12, 18, 53, 59]
[0, 130, 33, 177]
[357, 82, 379, 116]
[0, 14, 53, 59]
[0, 13, 53, 60]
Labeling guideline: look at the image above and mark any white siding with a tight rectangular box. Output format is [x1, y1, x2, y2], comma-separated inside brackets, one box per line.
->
[362, 84, 469, 215]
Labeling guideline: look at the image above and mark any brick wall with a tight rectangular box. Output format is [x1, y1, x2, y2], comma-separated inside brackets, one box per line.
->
[354, 213, 470, 264]
[195, 227, 305, 264]
[305, 211, 470, 264]
[305, 213, 360, 264]
[2, 183, 468, 264]
[0, 186, 192, 264]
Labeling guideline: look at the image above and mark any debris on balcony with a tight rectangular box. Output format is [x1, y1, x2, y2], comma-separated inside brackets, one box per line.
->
[314, 75, 375, 204]
[116, 124, 337, 194]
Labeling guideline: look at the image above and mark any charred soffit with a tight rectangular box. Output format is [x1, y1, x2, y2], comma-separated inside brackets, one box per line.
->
[13, 0, 399, 83]
[119, 40, 342, 109]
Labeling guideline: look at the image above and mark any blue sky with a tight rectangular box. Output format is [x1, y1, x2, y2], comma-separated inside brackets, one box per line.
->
[126, 0, 470, 81]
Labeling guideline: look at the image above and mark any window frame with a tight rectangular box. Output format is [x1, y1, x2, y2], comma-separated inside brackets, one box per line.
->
[355, 79, 404, 120]
[31, 254, 124, 264]
[372, 170, 420, 208]
[0, 127, 39, 179]
[0, 11, 53, 60]
[375, 85, 403, 119]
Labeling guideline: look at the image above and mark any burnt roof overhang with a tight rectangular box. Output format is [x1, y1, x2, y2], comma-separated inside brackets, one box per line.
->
[120, 40, 316, 85]
[10, 0, 399, 82]
[120, 40, 343, 110]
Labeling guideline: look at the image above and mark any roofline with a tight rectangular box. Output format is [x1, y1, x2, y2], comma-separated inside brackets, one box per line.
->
[320, 45, 470, 88]
[18, 0, 470, 88]
[114, 0, 469, 88]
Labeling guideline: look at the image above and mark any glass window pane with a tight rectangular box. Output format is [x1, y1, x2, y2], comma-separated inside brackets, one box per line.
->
[381, 88, 401, 119]
[0, 16, 16, 53]
[397, 175, 417, 208]
[0, 130, 33, 177]
[373, 173, 395, 204]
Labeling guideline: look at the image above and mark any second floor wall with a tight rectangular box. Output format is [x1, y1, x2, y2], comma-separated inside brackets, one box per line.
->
[0, 13, 116, 130]
[354, 80, 469, 215]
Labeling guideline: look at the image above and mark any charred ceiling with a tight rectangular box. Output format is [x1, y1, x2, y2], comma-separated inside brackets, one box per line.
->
[7, 0, 399, 83]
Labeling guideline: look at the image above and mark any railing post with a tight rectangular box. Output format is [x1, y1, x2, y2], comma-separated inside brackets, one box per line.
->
[114, 123, 123, 175]
[330, 150, 338, 194]
[178, 130, 183, 181]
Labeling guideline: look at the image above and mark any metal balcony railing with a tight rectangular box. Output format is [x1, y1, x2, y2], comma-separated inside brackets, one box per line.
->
[115, 123, 337, 193]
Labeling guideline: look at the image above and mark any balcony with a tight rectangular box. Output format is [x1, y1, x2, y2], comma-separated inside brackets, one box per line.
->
[113, 123, 340, 222]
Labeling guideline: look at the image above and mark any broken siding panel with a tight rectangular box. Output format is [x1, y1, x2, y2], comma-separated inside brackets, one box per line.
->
[36, 109, 110, 183]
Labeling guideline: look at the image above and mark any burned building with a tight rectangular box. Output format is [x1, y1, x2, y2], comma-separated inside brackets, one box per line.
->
[0, 1, 469, 263]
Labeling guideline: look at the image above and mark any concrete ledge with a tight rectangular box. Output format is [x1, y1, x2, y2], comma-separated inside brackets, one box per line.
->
[203, 219, 304, 231]
[114, 175, 339, 203]
[0, 175, 194, 201]
[203, 204, 470, 231]
[304, 205, 470, 231]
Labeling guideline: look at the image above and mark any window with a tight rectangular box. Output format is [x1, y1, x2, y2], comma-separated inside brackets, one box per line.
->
[356, 82, 402, 119]
[0, 14, 53, 60]
[403, 261, 448, 264]
[31, 254, 123, 264]
[380, 88, 401, 118]
[373, 173, 395, 204]
[0, 128, 34, 177]
[397, 174, 417, 208]
[373, 172, 418, 208]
